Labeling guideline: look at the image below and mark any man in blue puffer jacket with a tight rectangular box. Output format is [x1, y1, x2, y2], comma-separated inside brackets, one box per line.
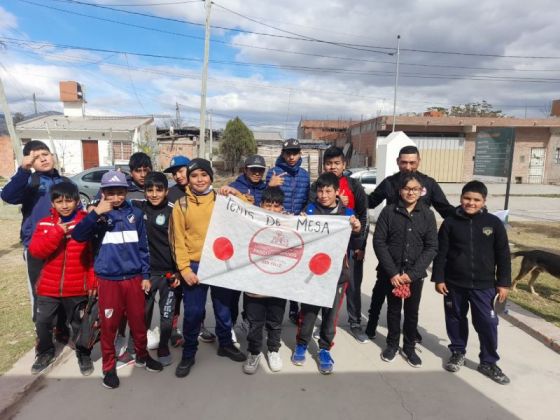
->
[266, 138, 310, 322]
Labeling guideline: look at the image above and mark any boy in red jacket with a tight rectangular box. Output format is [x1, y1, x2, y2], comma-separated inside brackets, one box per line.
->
[28, 182, 96, 375]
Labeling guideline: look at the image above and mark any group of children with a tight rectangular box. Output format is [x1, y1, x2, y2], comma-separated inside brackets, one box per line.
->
[1, 140, 512, 389]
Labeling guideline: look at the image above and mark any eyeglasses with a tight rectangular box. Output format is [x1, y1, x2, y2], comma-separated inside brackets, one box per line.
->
[401, 187, 422, 194]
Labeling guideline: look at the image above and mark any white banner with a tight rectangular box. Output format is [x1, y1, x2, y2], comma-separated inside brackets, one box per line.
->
[198, 195, 352, 307]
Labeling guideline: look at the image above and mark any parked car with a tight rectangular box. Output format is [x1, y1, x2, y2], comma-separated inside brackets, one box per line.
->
[346, 167, 377, 195]
[71, 165, 130, 207]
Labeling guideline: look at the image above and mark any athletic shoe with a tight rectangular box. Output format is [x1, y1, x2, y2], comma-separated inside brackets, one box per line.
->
[116, 350, 136, 369]
[477, 363, 510, 385]
[31, 352, 55, 375]
[77, 353, 94, 376]
[364, 321, 377, 339]
[350, 325, 370, 344]
[312, 327, 321, 340]
[170, 329, 185, 348]
[444, 352, 465, 372]
[242, 353, 261, 375]
[288, 310, 299, 325]
[267, 351, 283, 372]
[158, 354, 173, 366]
[147, 327, 160, 350]
[175, 357, 195, 378]
[102, 370, 120, 389]
[401, 348, 422, 368]
[291, 344, 307, 366]
[199, 326, 216, 343]
[381, 346, 398, 362]
[135, 355, 163, 372]
[217, 345, 247, 362]
[318, 349, 334, 374]
[114, 334, 127, 354]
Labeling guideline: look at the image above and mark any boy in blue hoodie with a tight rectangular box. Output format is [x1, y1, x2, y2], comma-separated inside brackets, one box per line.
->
[72, 170, 163, 389]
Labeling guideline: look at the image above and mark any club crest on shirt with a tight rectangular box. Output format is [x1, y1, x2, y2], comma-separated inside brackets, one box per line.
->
[104, 309, 113, 319]
[127, 214, 135, 223]
[482, 226, 493, 236]
[156, 214, 166, 226]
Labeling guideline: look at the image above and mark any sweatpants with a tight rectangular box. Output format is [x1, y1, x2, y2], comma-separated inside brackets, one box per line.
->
[98, 276, 148, 373]
[145, 273, 176, 356]
[366, 275, 393, 331]
[181, 262, 234, 359]
[444, 285, 500, 364]
[230, 290, 247, 326]
[346, 251, 365, 326]
[245, 295, 286, 355]
[297, 277, 348, 350]
[386, 279, 424, 351]
[35, 295, 91, 356]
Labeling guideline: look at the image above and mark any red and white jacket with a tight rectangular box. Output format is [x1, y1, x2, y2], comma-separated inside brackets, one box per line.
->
[29, 208, 96, 297]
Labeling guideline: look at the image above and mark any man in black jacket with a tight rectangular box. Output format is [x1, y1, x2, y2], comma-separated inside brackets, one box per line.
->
[365, 145, 455, 341]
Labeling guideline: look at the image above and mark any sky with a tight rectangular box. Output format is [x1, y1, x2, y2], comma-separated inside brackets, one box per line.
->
[1, 0, 559, 137]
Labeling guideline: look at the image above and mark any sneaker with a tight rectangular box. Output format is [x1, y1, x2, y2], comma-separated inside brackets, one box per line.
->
[199, 326, 216, 343]
[31, 352, 55, 375]
[350, 325, 370, 344]
[289, 310, 299, 325]
[102, 370, 120, 389]
[175, 357, 195, 378]
[242, 353, 261, 375]
[147, 327, 160, 350]
[477, 363, 510, 385]
[381, 346, 398, 362]
[364, 321, 377, 339]
[135, 355, 163, 372]
[114, 334, 127, 354]
[267, 351, 283, 372]
[318, 349, 334, 374]
[77, 353, 94, 376]
[444, 352, 465, 373]
[116, 350, 136, 369]
[312, 327, 321, 340]
[217, 345, 247, 362]
[158, 354, 173, 366]
[170, 329, 185, 348]
[291, 344, 307, 366]
[401, 348, 422, 368]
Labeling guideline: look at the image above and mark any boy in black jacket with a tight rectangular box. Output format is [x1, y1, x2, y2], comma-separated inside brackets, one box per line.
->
[432, 180, 511, 385]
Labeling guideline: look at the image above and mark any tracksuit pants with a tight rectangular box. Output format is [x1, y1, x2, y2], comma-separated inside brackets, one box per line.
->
[386, 279, 423, 351]
[181, 262, 234, 359]
[245, 295, 286, 355]
[444, 285, 500, 364]
[98, 276, 148, 373]
[346, 251, 365, 326]
[145, 273, 176, 356]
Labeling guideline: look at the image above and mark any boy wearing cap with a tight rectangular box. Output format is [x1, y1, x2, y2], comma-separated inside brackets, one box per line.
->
[164, 155, 191, 204]
[266, 138, 310, 323]
[73, 170, 163, 389]
[170, 158, 247, 378]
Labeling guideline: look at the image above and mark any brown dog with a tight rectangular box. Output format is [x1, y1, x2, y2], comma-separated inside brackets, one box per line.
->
[511, 250, 560, 295]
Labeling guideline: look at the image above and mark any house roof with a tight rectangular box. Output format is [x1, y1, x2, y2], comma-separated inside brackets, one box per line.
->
[16, 115, 154, 132]
[252, 131, 283, 141]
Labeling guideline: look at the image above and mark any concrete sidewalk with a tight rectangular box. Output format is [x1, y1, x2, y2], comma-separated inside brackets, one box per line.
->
[4, 246, 560, 420]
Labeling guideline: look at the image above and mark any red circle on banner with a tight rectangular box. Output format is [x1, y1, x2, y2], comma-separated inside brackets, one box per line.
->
[213, 237, 234, 261]
[309, 253, 331, 276]
[248, 227, 304, 274]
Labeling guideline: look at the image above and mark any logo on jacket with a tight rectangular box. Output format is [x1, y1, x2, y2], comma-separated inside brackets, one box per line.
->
[127, 214, 136, 223]
[104, 308, 114, 319]
[482, 227, 493, 236]
[156, 214, 166, 226]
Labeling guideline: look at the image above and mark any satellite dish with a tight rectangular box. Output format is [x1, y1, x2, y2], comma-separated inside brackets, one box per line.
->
[342, 143, 353, 162]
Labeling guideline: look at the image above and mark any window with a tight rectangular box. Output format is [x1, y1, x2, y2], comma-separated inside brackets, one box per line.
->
[361, 172, 377, 184]
[112, 141, 132, 161]
[82, 170, 108, 183]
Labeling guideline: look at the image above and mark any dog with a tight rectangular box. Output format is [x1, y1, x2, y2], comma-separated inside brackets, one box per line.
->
[511, 250, 560, 295]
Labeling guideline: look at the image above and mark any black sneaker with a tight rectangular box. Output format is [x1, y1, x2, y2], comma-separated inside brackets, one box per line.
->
[401, 348, 422, 368]
[77, 353, 94, 376]
[350, 325, 370, 343]
[217, 345, 247, 362]
[102, 370, 120, 389]
[381, 346, 398, 362]
[31, 352, 55, 375]
[135, 355, 163, 372]
[365, 321, 377, 339]
[477, 363, 510, 385]
[175, 357, 195, 378]
[199, 326, 216, 343]
[288, 310, 299, 325]
[444, 352, 465, 373]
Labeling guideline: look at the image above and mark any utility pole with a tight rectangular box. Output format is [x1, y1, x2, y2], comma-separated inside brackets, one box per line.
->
[392, 35, 401, 132]
[208, 110, 213, 165]
[0, 77, 23, 165]
[175, 102, 181, 128]
[199, 0, 212, 159]
[33, 93, 38, 115]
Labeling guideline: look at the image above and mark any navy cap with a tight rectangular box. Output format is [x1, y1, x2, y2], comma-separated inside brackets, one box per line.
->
[163, 155, 191, 173]
[244, 154, 266, 168]
[282, 138, 301, 151]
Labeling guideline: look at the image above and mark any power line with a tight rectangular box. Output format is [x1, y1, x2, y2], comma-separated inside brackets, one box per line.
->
[106, 1, 202, 6]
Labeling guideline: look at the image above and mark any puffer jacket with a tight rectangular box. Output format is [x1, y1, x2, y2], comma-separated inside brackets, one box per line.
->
[373, 200, 438, 281]
[265, 156, 310, 214]
[229, 174, 267, 206]
[29, 209, 95, 297]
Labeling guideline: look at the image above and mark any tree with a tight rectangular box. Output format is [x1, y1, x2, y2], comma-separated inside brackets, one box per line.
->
[219, 117, 257, 174]
[449, 101, 504, 117]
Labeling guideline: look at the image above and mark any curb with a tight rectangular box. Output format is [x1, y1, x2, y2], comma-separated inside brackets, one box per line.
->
[0, 346, 73, 418]
[501, 300, 560, 354]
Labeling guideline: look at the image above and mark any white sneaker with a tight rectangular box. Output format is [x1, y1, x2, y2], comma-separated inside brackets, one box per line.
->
[312, 327, 321, 340]
[242, 353, 261, 375]
[267, 351, 283, 372]
[114, 334, 127, 356]
[147, 327, 160, 350]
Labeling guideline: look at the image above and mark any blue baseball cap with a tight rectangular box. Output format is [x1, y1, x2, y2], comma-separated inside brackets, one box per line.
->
[163, 155, 191, 173]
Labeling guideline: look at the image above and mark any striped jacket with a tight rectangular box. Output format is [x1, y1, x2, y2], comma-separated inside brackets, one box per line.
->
[72, 201, 150, 280]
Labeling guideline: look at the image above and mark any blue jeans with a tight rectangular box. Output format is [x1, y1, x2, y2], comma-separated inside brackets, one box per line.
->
[181, 263, 234, 359]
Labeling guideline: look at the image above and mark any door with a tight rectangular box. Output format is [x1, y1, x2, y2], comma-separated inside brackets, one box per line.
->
[82, 140, 99, 170]
[528, 147, 545, 184]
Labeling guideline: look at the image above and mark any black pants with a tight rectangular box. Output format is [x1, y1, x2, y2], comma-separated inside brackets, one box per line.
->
[35, 295, 90, 356]
[145, 274, 176, 355]
[297, 278, 348, 350]
[230, 290, 247, 326]
[386, 279, 424, 351]
[245, 295, 286, 355]
[366, 275, 393, 331]
[346, 251, 365, 326]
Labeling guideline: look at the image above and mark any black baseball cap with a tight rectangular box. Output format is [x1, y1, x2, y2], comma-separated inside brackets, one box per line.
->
[244, 154, 266, 169]
[282, 138, 301, 151]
